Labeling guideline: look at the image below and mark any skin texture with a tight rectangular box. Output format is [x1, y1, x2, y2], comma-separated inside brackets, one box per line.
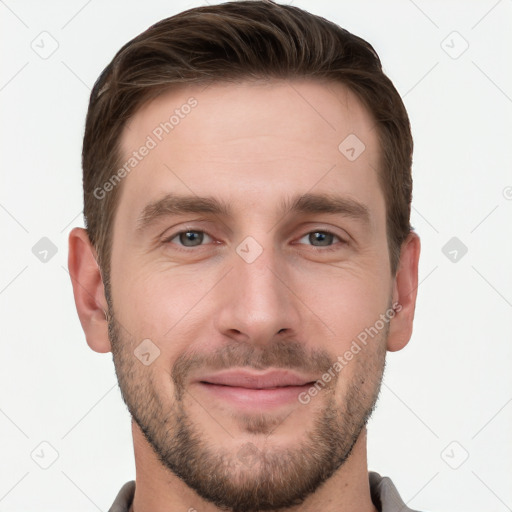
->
[68, 79, 420, 512]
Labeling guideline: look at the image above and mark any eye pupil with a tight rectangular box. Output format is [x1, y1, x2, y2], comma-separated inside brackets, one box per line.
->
[180, 231, 203, 246]
[309, 231, 333, 246]
[172, 230, 338, 249]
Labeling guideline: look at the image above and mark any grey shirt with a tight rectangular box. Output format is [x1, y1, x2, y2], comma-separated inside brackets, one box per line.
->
[108, 471, 422, 512]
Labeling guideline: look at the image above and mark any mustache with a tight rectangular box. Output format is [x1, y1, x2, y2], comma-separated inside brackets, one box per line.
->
[171, 339, 335, 399]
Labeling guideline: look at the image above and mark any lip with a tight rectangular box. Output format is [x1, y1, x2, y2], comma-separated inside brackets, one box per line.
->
[193, 369, 317, 409]
[197, 369, 316, 388]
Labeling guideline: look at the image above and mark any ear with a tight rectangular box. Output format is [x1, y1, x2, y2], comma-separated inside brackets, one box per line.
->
[387, 231, 421, 352]
[68, 227, 112, 353]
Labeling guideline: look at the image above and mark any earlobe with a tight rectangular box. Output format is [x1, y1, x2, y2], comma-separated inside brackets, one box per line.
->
[386, 231, 421, 352]
[68, 227, 112, 353]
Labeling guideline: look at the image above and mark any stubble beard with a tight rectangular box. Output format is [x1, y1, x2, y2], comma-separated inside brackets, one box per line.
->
[107, 301, 387, 512]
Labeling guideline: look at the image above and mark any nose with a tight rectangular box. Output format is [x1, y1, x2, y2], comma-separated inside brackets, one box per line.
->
[214, 243, 302, 347]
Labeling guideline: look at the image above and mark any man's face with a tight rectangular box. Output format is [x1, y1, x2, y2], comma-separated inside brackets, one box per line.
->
[107, 79, 393, 510]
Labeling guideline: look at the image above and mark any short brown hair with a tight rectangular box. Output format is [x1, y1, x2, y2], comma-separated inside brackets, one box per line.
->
[82, 0, 413, 289]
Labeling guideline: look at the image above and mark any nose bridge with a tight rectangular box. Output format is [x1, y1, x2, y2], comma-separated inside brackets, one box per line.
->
[237, 242, 282, 307]
[216, 237, 299, 341]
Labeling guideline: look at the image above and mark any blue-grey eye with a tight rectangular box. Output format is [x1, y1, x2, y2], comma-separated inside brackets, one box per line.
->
[299, 231, 338, 247]
[170, 230, 212, 247]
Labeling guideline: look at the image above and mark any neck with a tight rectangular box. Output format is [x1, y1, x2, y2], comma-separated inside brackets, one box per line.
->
[129, 419, 378, 512]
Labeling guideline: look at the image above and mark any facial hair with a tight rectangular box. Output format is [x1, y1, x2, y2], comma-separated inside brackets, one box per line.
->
[107, 300, 388, 512]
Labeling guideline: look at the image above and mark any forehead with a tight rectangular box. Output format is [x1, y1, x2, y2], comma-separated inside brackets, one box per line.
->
[115, 79, 383, 230]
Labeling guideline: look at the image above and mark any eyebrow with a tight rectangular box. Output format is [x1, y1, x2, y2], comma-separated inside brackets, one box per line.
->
[280, 193, 371, 227]
[135, 192, 371, 234]
[135, 194, 231, 234]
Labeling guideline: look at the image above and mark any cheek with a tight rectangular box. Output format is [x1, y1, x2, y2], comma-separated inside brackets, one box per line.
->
[112, 264, 216, 344]
[296, 265, 391, 347]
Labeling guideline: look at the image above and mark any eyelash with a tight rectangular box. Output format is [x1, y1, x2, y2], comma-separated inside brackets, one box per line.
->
[296, 231, 347, 252]
[162, 228, 347, 252]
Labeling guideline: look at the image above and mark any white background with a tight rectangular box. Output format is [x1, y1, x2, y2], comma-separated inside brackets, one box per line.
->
[1, 1, 511, 511]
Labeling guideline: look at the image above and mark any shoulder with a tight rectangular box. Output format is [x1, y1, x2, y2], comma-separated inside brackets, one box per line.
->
[369, 471, 426, 512]
[108, 480, 135, 512]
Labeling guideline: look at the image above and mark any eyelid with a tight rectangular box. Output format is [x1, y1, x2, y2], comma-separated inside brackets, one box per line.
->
[163, 227, 214, 247]
[297, 230, 343, 243]
[161, 225, 350, 249]
[295, 225, 350, 244]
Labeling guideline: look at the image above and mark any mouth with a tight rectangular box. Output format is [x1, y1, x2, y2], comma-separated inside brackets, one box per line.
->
[194, 369, 317, 409]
